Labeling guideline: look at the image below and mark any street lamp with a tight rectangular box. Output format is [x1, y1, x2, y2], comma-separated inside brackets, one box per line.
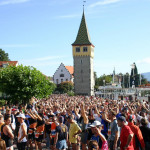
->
[131, 63, 135, 88]
[103, 80, 105, 99]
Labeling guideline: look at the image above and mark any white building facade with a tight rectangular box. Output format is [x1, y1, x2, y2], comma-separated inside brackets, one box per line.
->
[53, 63, 74, 85]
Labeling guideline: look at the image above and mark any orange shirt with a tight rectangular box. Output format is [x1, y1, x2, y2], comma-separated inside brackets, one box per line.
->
[51, 122, 57, 137]
[128, 122, 145, 150]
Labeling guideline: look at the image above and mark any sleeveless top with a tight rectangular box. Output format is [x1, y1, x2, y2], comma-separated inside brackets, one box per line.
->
[18, 122, 27, 142]
[1, 124, 13, 147]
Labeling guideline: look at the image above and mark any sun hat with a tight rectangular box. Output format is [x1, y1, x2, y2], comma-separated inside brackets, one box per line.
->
[16, 114, 26, 119]
[89, 121, 101, 127]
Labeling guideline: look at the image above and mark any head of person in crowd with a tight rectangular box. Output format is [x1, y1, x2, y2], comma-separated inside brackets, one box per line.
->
[88, 140, 99, 150]
[90, 121, 102, 135]
[52, 115, 57, 122]
[16, 114, 25, 123]
[109, 110, 116, 120]
[4, 114, 11, 125]
[128, 115, 135, 123]
[6, 109, 11, 115]
[58, 116, 64, 124]
[67, 115, 74, 123]
[0, 115, 4, 124]
[117, 116, 126, 127]
[140, 109, 146, 118]
[141, 118, 148, 127]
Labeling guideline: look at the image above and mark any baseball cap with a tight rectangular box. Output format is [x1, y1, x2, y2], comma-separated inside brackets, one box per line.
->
[128, 115, 135, 120]
[16, 114, 26, 119]
[117, 116, 126, 122]
[89, 121, 101, 127]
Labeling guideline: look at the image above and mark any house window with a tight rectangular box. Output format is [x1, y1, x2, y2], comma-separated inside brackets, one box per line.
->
[81, 70, 83, 73]
[66, 79, 68, 81]
[60, 74, 64, 77]
[83, 47, 88, 52]
[61, 69, 63, 72]
[56, 79, 59, 84]
[76, 47, 80, 52]
[61, 79, 63, 83]
[2, 63, 8, 68]
[81, 60, 82, 64]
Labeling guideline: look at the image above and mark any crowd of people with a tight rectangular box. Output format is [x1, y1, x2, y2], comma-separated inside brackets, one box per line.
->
[0, 94, 150, 150]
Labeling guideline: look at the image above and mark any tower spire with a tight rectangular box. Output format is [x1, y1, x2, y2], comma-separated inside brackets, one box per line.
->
[83, 1, 86, 11]
[72, 2, 92, 46]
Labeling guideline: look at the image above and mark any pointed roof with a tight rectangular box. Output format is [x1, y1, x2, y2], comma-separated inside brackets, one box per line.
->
[65, 66, 74, 75]
[72, 11, 92, 46]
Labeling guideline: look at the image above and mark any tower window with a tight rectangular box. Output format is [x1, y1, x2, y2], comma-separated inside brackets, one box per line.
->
[76, 47, 80, 52]
[83, 47, 88, 52]
[60, 74, 64, 77]
[81, 60, 82, 64]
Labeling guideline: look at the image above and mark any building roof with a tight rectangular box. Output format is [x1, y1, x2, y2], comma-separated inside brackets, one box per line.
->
[72, 11, 92, 46]
[65, 66, 74, 75]
[0, 61, 18, 67]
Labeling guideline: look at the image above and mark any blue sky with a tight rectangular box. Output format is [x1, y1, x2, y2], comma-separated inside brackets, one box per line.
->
[0, 0, 150, 77]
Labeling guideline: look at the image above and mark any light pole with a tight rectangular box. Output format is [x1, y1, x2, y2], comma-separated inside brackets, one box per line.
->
[131, 63, 135, 88]
[103, 80, 105, 99]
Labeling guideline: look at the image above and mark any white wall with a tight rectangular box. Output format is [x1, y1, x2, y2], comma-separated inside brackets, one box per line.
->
[53, 63, 72, 84]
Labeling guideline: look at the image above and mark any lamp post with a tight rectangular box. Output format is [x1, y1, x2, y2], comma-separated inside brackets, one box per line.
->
[131, 63, 135, 88]
[103, 80, 105, 99]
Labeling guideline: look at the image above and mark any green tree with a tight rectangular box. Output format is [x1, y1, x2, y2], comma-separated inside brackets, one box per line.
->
[95, 74, 112, 86]
[0, 65, 56, 104]
[0, 49, 10, 61]
[56, 81, 74, 93]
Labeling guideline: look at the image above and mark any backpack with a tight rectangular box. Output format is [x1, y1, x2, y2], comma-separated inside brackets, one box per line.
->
[60, 124, 67, 139]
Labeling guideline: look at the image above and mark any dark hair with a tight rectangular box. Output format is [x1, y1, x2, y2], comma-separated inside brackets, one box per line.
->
[4, 114, 11, 121]
[88, 140, 99, 150]
[141, 118, 148, 126]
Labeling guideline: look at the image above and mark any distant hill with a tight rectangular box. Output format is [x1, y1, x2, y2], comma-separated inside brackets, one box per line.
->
[142, 72, 150, 81]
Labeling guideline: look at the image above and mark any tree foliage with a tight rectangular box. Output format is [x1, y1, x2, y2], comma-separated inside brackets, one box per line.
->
[0, 65, 56, 104]
[0, 49, 10, 61]
[95, 74, 112, 86]
[56, 81, 74, 93]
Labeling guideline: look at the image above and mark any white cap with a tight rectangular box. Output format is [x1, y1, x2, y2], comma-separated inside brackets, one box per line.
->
[16, 114, 25, 119]
[89, 121, 101, 127]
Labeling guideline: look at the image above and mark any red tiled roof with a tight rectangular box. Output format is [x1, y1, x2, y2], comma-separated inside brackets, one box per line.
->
[0, 61, 18, 67]
[65, 66, 74, 75]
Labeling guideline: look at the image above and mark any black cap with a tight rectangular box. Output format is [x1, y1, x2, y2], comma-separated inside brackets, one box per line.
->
[117, 116, 126, 122]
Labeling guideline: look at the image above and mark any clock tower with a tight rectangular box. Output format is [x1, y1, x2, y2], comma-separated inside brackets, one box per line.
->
[72, 11, 95, 96]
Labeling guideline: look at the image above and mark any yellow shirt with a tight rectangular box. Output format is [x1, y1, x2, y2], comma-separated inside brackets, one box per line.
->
[69, 122, 81, 144]
[0, 123, 4, 140]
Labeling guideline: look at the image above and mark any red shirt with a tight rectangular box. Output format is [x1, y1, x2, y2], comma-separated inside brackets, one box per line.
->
[128, 122, 145, 150]
[120, 125, 134, 150]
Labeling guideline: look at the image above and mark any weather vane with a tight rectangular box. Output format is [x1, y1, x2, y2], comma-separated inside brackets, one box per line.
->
[83, 0, 86, 9]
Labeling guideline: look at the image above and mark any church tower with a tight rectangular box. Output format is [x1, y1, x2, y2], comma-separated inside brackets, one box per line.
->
[72, 11, 95, 96]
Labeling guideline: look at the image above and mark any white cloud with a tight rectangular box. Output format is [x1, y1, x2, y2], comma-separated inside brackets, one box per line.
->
[0, 0, 30, 6]
[137, 57, 150, 64]
[89, 0, 121, 8]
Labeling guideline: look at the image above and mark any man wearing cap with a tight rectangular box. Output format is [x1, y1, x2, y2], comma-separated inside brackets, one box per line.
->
[117, 116, 134, 150]
[90, 120, 108, 150]
[128, 115, 145, 150]
[16, 114, 27, 150]
[54, 116, 68, 150]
